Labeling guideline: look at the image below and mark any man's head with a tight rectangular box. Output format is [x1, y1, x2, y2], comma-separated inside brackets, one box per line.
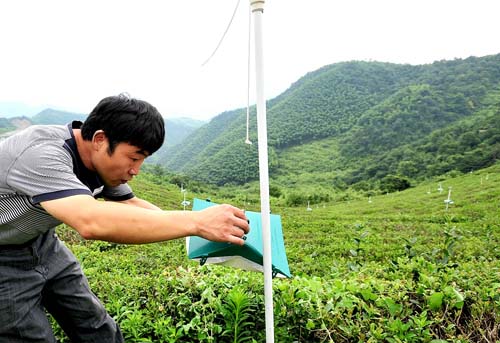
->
[81, 94, 165, 156]
[80, 94, 165, 186]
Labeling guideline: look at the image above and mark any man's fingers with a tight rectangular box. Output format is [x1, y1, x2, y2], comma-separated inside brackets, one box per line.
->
[227, 235, 246, 246]
[229, 226, 244, 238]
[232, 206, 246, 219]
[234, 217, 250, 234]
[223, 226, 247, 246]
[199, 204, 250, 245]
[225, 205, 249, 233]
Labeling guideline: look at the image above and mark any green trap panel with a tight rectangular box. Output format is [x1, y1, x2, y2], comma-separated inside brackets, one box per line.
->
[187, 198, 291, 278]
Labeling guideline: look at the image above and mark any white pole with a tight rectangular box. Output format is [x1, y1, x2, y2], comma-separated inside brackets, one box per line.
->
[250, 1, 274, 342]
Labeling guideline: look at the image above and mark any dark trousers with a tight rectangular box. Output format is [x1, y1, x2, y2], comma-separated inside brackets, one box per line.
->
[0, 229, 123, 343]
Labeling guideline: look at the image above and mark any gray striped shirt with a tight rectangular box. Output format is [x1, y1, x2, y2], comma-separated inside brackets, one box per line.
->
[0, 122, 133, 244]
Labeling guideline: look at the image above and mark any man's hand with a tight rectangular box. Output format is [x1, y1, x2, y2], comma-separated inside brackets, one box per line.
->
[193, 204, 250, 246]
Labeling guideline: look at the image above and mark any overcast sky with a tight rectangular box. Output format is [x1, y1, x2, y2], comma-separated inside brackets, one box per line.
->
[1, 0, 499, 120]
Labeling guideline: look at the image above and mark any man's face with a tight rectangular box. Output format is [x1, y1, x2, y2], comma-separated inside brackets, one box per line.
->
[93, 140, 147, 187]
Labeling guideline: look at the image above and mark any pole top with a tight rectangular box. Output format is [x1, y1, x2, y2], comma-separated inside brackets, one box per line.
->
[250, 0, 265, 12]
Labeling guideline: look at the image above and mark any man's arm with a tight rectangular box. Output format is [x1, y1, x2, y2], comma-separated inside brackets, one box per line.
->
[41, 195, 249, 245]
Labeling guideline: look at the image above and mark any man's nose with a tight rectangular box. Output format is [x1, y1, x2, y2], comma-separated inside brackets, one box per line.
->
[130, 158, 145, 175]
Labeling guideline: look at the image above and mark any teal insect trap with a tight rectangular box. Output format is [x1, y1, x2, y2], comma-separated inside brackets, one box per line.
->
[186, 198, 291, 278]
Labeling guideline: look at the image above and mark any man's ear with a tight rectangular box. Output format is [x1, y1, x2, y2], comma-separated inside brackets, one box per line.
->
[92, 130, 107, 150]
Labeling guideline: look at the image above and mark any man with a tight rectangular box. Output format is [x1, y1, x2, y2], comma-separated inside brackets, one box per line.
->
[0, 94, 249, 342]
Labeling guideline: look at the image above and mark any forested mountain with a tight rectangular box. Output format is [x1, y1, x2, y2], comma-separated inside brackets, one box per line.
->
[147, 117, 206, 163]
[0, 116, 31, 136]
[162, 54, 500, 190]
[0, 108, 203, 149]
[0, 108, 86, 135]
[31, 108, 87, 124]
[0, 118, 16, 134]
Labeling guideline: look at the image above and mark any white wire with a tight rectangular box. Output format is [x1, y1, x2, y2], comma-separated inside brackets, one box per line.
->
[201, 0, 242, 67]
[245, 4, 252, 145]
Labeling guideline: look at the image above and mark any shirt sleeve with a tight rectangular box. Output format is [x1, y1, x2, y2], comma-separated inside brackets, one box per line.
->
[101, 184, 135, 201]
[6, 141, 93, 204]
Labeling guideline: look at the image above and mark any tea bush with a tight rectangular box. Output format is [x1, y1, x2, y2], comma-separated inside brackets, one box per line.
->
[52, 164, 499, 342]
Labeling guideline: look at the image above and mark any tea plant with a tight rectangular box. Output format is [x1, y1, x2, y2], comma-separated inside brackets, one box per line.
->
[429, 225, 463, 266]
[347, 223, 369, 271]
[403, 237, 418, 259]
[220, 287, 256, 343]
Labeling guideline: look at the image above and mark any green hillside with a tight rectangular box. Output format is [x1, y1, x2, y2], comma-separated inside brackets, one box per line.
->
[162, 54, 500, 189]
[148, 118, 206, 163]
[53, 163, 500, 342]
[0, 116, 32, 136]
[0, 117, 16, 134]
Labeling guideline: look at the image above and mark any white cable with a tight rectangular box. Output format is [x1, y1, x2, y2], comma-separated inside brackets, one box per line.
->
[201, 0, 241, 67]
[245, 4, 252, 145]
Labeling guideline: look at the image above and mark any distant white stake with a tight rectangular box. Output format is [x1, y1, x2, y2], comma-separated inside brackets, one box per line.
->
[181, 186, 190, 211]
[444, 187, 453, 210]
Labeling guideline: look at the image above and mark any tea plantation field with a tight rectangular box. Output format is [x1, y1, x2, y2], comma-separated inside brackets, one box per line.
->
[54, 164, 500, 342]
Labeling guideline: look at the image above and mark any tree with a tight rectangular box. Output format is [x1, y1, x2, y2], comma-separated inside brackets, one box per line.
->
[380, 174, 411, 193]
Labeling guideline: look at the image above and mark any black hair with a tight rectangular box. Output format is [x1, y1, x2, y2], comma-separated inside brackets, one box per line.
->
[81, 94, 165, 155]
